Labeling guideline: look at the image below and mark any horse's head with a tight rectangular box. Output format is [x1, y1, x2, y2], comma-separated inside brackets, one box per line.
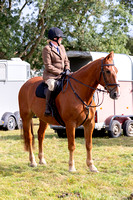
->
[99, 51, 120, 100]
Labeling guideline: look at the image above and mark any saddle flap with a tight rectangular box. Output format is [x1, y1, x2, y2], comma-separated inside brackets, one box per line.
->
[35, 82, 48, 98]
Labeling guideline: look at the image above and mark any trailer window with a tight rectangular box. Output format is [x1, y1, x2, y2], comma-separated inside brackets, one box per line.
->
[0, 63, 6, 81]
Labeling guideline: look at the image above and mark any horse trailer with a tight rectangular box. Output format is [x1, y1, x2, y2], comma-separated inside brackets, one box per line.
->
[0, 58, 30, 130]
[50, 51, 133, 138]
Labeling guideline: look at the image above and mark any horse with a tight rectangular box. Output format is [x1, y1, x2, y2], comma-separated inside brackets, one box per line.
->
[18, 51, 120, 172]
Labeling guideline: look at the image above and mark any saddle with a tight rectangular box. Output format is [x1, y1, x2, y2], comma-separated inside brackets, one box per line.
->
[35, 77, 66, 126]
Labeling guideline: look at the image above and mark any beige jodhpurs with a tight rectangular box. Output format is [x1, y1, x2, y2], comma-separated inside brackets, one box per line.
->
[45, 79, 57, 91]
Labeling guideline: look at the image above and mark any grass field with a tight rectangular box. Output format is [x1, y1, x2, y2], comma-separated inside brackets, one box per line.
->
[0, 119, 133, 200]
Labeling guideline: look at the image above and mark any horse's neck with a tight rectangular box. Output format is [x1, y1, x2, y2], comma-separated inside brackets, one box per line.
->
[72, 60, 100, 104]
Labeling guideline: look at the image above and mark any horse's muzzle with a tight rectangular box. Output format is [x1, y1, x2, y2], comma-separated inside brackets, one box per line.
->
[110, 89, 120, 100]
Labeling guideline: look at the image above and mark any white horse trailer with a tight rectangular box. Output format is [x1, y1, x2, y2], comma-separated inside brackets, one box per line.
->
[0, 58, 30, 130]
[91, 52, 133, 137]
[51, 52, 133, 138]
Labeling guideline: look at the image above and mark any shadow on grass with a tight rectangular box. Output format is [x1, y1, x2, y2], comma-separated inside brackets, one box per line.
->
[0, 162, 48, 177]
[0, 165, 25, 177]
[0, 131, 58, 141]
[0, 134, 22, 141]
[0, 129, 132, 148]
[53, 129, 133, 147]
[51, 129, 109, 139]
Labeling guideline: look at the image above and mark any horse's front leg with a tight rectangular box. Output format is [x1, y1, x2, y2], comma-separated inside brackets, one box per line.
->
[66, 124, 76, 172]
[84, 118, 99, 172]
[38, 120, 48, 165]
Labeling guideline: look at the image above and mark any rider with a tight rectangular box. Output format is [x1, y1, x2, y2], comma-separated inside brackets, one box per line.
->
[42, 27, 71, 116]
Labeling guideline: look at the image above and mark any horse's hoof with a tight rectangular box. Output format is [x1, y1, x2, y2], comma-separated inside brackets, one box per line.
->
[30, 162, 37, 167]
[89, 165, 99, 173]
[69, 167, 76, 172]
[39, 159, 47, 165]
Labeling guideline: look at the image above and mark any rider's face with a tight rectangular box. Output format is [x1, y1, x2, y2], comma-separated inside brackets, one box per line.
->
[58, 37, 63, 44]
[53, 37, 63, 45]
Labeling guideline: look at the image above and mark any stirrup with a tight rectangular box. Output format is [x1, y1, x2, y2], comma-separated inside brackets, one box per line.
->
[44, 106, 51, 116]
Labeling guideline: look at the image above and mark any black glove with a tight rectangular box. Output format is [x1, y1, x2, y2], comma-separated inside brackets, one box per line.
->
[60, 71, 66, 76]
[65, 69, 71, 75]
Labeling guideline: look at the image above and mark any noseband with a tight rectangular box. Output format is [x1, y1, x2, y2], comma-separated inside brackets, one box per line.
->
[99, 59, 119, 93]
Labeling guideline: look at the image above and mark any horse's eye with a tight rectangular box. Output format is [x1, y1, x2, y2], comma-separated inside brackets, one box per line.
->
[106, 70, 111, 74]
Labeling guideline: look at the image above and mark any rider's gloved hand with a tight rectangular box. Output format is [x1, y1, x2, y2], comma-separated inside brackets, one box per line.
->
[60, 71, 66, 76]
[65, 69, 71, 75]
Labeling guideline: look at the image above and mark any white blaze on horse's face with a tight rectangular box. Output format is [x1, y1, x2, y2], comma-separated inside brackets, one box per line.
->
[114, 67, 120, 98]
[106, 65, 120, 100]
[100, 51, 120, 100]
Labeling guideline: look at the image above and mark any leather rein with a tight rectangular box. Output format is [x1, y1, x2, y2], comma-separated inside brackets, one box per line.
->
[60, 59, 119, 127]
[63, 59, 119, 110]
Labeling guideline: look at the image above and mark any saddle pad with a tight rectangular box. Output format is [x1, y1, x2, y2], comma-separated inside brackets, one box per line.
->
[35, 82, 48, 98]
[35, 78, 65, 99]
[35, 79, 66, 127]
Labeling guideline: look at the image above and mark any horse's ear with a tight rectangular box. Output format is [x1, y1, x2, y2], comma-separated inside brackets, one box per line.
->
[104, 51, 114, 61]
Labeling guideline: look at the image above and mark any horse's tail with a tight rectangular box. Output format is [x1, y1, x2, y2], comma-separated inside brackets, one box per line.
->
[21, 119, 35, 151]
[31, 119, 35, 149]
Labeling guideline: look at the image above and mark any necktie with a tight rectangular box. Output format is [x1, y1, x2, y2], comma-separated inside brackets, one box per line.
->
[57, 47, 60, 54]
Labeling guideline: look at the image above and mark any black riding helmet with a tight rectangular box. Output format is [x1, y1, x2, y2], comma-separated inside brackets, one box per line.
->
[48, 27, 65, 45]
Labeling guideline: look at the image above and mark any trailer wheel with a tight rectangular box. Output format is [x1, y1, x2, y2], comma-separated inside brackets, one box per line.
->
[123, 120, 133, 137]
[14, 111, 22, 129]
[108, 120, 121, 138]
[6, 116, 16, 131]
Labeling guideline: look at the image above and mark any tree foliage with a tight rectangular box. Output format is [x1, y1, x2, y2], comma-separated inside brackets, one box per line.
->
[0, 0, 133, 69]
[117, 0, 133, 15]
[126, 36, 133, 55]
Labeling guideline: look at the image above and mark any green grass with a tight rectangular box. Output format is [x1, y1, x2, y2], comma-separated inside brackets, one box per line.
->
[0, 119, 133, 200]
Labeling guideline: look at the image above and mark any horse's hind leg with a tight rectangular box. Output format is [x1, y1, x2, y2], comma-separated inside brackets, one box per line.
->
[23, 116, 37, 167]
[38, 120, 48, 165]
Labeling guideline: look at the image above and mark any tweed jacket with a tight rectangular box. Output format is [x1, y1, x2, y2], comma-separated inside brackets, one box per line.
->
[42, 43, 70, 81]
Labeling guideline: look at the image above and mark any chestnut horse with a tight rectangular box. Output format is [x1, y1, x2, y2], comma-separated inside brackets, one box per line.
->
[18, 51, 120, 172]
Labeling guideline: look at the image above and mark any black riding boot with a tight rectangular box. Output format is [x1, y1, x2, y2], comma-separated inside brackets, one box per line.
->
[45, 89, 52, 116]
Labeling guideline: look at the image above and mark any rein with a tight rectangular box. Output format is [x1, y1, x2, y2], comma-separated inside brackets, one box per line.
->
[62, 59, 119, 110]
[67, 76, 105, 109]
[67, 74, 106, 94]
[60, 59, 119, 126]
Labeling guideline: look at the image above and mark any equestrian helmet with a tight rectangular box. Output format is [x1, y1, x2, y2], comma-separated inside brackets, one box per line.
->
[48, 27, 65, 40]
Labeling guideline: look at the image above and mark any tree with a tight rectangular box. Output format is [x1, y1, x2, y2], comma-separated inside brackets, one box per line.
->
[117, 0, 133, 15]
[0, 0, 47, 63]
[126, 36, 133, 55]
[0, 0, 133, 69]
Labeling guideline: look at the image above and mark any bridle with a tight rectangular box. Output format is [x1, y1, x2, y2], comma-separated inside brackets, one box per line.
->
[99, 59, 119, 93]
[62, 59, 119, 109]
[61, 59, 119, 126]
